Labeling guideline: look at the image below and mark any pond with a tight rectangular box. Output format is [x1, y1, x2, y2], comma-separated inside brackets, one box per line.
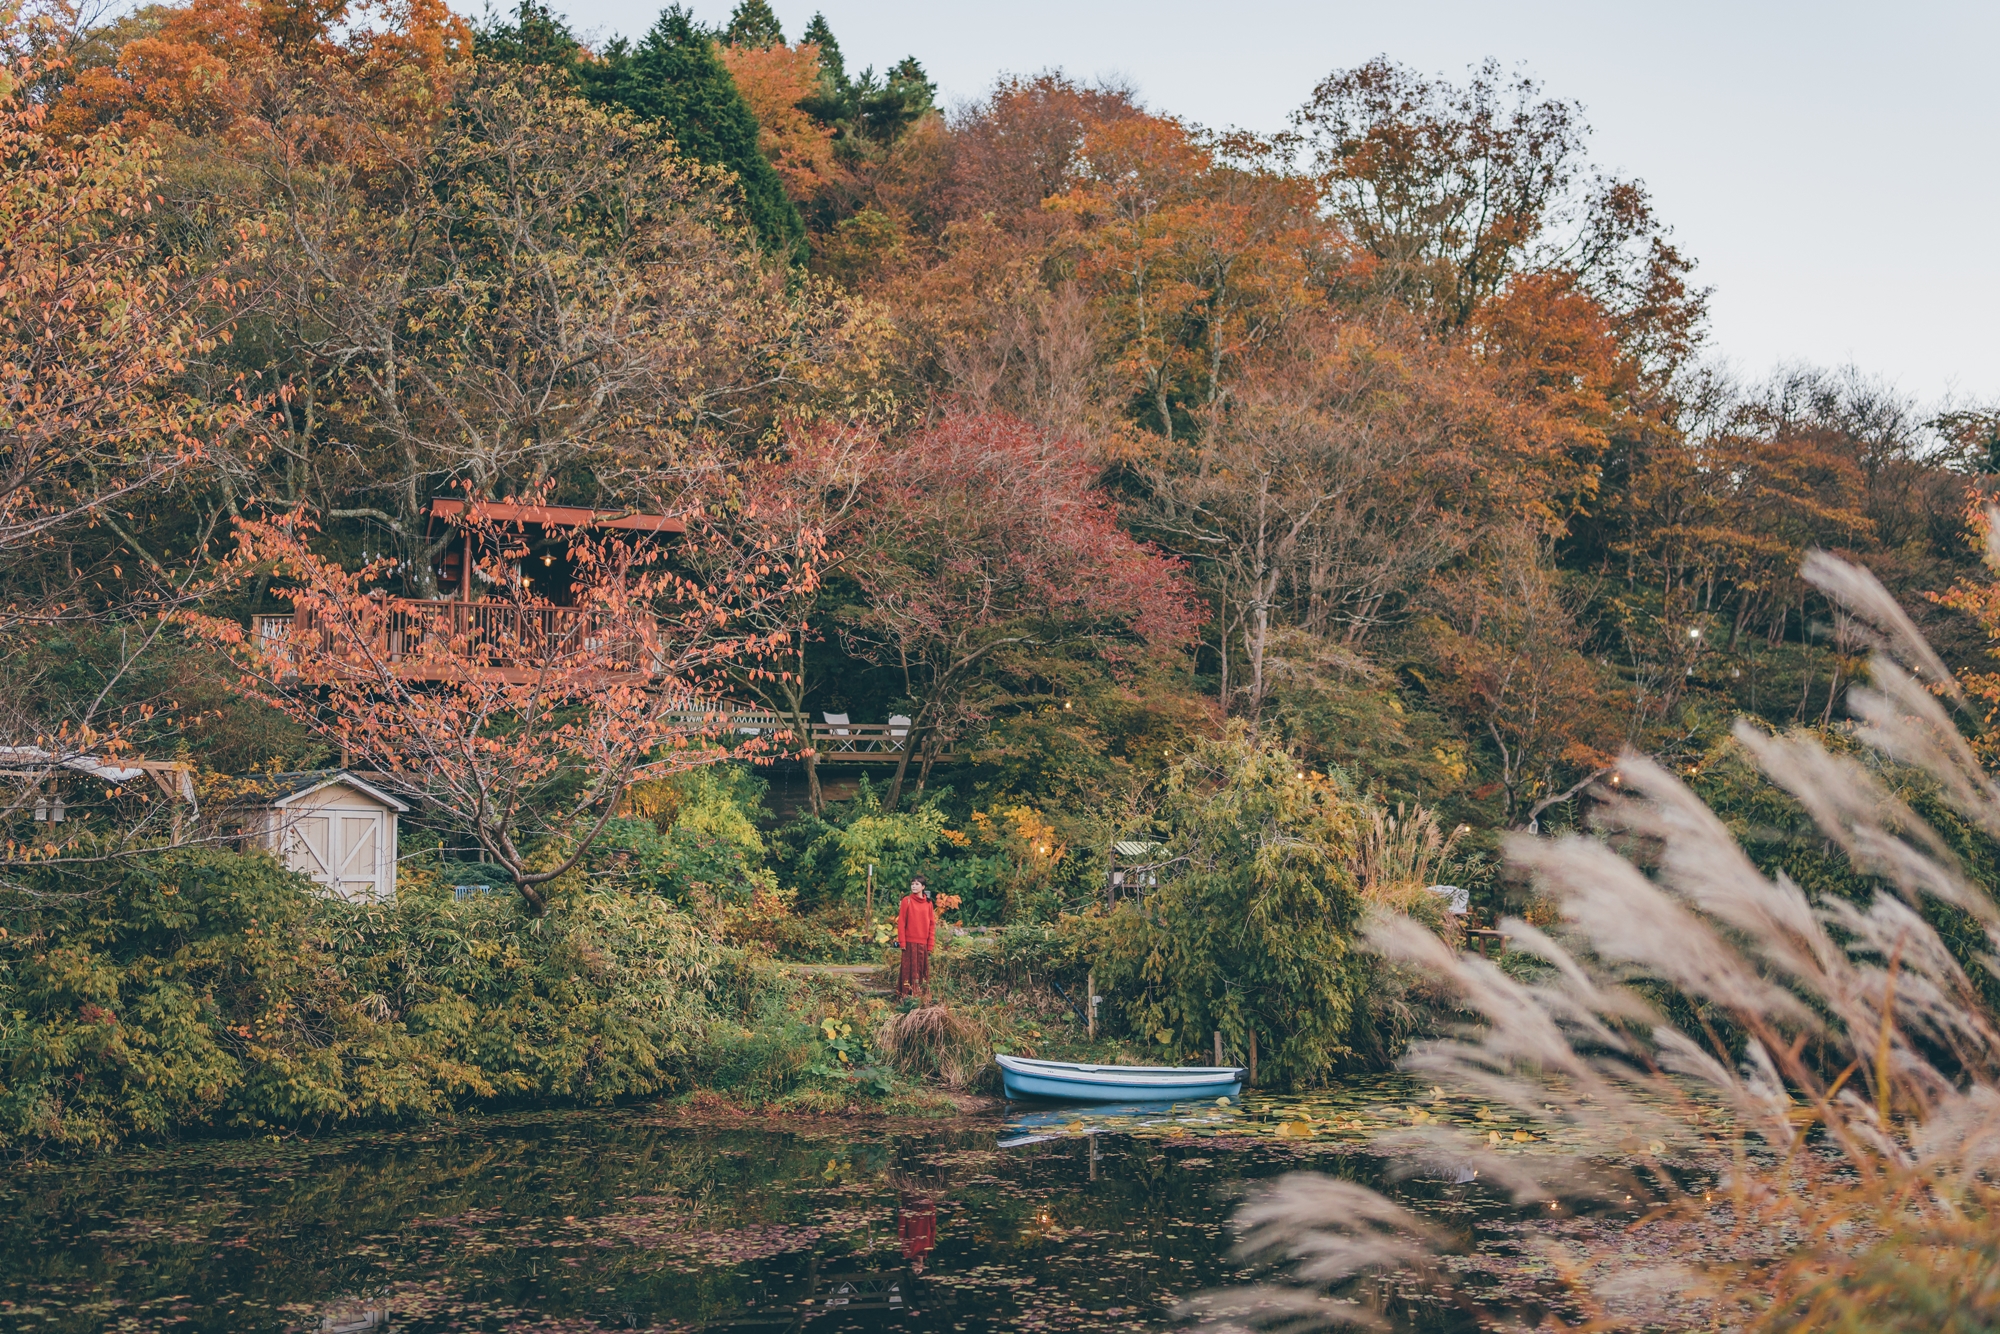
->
[0, 1075, 1626, 1333]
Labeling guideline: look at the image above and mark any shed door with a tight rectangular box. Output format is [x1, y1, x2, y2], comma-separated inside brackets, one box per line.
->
[284, 815, 334, 885]
[335, 812, 384, 901]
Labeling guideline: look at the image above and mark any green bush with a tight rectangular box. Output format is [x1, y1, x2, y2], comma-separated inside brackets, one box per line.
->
[0, 848, 719, 1154]
[1088, 733, 1371, 1087]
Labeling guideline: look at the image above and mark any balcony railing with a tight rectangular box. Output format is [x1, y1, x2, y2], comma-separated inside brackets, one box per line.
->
[718, 718, 952, 764]
[250, 599, 649, 681]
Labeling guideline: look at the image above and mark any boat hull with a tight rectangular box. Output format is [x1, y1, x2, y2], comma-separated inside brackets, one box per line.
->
[996, 1054, 1243, 1103]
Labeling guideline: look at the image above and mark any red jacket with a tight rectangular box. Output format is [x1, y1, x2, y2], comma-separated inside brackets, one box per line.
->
[896, 892, 936, 950]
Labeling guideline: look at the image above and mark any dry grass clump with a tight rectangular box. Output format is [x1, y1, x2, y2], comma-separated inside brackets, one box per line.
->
[1199, 554, 2000, 1333]
[874, 1004, 986, 1089]
[1352, 801, 1462, 912]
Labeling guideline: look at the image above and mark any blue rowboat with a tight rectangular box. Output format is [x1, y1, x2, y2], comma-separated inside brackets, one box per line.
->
[995, 1053, 1244, 1103]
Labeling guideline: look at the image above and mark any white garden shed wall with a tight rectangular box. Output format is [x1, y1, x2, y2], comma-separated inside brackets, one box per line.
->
[241, 771, 408, 902]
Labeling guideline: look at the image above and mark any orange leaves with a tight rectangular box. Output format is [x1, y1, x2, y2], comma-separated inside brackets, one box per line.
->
[0, 50, 243, 558]
[196, 492, 827, 913]
[1045, 112, 1325, 433]
[718, 40, 838, 203]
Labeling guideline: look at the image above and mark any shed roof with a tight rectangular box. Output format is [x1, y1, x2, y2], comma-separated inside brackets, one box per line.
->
[1112, 840, 1165, 857]
[235, 770, 410, 812]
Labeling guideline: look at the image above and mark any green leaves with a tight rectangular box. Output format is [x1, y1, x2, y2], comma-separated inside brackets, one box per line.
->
[1092, 733, 1368, 1088]
[0, 848, 719, 1153]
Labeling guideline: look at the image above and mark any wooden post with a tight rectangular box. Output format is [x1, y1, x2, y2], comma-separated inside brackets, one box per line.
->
[1087, 970, 1096, 1040]
[1248, 1027, 1258, 1087]
[1213, 1030, 1223, 1067]
[866, 863, 875, 925]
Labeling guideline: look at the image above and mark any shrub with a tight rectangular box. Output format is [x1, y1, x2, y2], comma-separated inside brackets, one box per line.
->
[0, 849, 480, 1152]
[0, 848, 719, 1154]
[1090, 733, 1371, 1087]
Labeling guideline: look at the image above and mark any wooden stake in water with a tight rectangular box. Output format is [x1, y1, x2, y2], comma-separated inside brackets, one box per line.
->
[1248, 1027, 1258, 1087]
[1087, 970, 1096, 1039]
[1214, 1030, 1223, 1066]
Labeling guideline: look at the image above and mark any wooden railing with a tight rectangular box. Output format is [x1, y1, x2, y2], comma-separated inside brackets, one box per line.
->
[250, 599, 649, 681]
[665, 714, 953, 763]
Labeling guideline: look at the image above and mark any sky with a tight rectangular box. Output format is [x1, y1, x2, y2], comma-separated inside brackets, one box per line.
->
[535, 0, 1998, 409]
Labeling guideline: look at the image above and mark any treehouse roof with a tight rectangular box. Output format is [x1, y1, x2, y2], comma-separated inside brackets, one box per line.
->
[428, 498, 686, 534]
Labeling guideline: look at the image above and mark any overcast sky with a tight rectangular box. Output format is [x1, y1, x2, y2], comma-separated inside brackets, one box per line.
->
[533, 0, 1998, 409]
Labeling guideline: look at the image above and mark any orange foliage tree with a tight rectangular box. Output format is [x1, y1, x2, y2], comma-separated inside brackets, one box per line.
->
[197, 502, 823, 914]
[717, 38, 839, 203]
[0, 26, 238, 560]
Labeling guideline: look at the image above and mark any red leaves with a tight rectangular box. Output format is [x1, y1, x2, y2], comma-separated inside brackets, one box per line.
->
[857, 410, 1200, 649]
[197, 498, 826, 911]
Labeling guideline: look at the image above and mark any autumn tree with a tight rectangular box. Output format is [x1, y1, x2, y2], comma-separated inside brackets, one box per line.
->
[717, 29, 839, 203]
[1419, 537, 1625, 823]
[203, 501, 822, 914]
[712, 420, 885, 813]
[844, 411, 1201, 809]
[227, 66, 860, 593]
[0, 42, 237, 565]
[0, 8, 251, 850]
[1294, 55, 1701, 360]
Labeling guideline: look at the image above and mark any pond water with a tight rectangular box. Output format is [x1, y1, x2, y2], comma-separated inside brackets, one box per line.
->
[0, 1075, 1620, 1333]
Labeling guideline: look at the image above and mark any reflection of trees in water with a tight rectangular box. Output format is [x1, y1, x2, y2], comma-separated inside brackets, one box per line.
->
[702, 1252, 950, 1331]
[5, 1111, 1449, 1332]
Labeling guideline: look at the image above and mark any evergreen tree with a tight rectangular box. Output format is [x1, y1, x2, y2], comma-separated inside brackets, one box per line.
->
[475, 0, 585, 74]
[857, 55, 934, 141]
[798, 12, 851, 122]
[723, 0, 784, 48]
[581, 6, 805, 258]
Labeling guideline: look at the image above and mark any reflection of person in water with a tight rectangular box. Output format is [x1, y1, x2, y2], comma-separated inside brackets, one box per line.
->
[897, 1195, 937, 1274]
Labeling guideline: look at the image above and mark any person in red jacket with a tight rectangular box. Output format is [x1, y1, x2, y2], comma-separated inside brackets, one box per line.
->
[896, 877, 936, 999]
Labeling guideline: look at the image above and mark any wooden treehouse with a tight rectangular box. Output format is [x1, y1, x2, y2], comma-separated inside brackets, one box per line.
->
[250, 499, 684, 684]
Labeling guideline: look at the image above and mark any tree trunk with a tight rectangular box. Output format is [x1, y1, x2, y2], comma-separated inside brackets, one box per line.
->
[884, 725, 919, 812]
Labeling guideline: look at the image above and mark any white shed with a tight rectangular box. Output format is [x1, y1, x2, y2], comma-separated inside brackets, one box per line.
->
[239, 771, 407, 902]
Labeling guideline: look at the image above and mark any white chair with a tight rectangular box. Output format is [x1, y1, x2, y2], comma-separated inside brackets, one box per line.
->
[886, 715, 911, 752]
[1426, 884, 1470, 916]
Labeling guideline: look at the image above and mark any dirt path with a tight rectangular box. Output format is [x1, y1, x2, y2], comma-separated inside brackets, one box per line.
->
[784, 962, 893, 994]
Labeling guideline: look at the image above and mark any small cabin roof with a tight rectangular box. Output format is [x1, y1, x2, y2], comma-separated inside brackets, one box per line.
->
[1112, 840, 1164, 858]
[235, 770, 410, 813]
[429, 498, 686, 534]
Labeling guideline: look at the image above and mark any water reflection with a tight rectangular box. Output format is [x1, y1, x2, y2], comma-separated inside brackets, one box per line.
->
[0, 1075, 1600, 1333]
[316, 1296, 392, 1333]
[998, 1098, 1244, 1146]
[702, 1254, 948, 1331]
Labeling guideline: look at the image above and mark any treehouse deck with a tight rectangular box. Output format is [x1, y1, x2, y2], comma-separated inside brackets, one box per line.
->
[251, 600, 654, 685]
